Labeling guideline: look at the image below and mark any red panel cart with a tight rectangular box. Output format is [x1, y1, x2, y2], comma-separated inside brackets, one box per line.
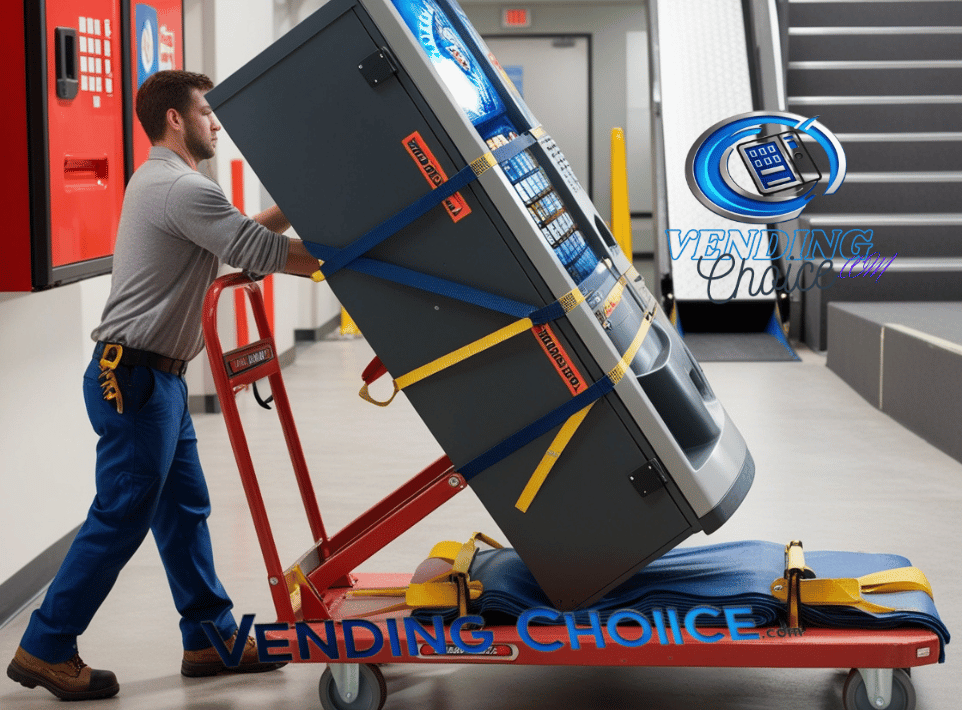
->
[203, 273, 939, 710]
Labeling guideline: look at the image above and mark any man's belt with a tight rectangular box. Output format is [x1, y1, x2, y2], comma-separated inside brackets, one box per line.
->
[95, 342, 188, 376]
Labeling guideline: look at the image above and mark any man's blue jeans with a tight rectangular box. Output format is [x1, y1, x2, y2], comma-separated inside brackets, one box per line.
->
[20, 355, 237, 662]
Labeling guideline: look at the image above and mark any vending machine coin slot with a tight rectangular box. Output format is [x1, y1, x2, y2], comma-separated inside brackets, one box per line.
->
[63, 155, 109, 189]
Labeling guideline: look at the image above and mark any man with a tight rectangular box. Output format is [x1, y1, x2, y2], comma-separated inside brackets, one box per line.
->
[7, 70, 320, 701]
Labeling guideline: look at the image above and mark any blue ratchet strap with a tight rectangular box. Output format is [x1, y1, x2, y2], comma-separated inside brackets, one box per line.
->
[347, 257, 533, 319]
[458, 375, 614, 481]
[458, 305, 657, 482]
[352, 256, 584, 325]
[307, 131, 540, 278]
[354, 258, 587, 407]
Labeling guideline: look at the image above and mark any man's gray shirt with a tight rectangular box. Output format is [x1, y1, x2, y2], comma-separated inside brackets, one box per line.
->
[92, 147, 289, 361]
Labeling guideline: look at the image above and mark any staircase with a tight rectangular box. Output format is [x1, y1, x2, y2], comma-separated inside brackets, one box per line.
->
[785, 0, 962, 350]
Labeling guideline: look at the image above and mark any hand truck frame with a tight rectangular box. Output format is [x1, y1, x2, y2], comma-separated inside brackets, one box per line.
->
[203, 273, 939, 710]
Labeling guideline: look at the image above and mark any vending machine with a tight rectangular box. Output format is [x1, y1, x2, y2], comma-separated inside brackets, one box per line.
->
[207, 0, 755, 609]
[6, 0, 182, 292]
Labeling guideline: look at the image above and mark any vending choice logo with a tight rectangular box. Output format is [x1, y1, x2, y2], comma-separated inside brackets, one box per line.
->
[685, 111, 847, 224]
[203, 606, 800, 666]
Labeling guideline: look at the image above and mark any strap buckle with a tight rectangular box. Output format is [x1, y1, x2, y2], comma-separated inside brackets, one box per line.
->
[347, 532, 502, 618]
[771, 540, 934, 629]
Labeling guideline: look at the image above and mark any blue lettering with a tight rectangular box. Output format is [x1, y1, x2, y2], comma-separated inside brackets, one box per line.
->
[838, 229, 873, 259]
[666, 229, 702, 260]
[296, 620, 339, 661]
[702, 229, 726, 259]
[385, 618, 403, 657]
[802, 228, 844, 260]
[684, 607, 723, 643]
[758, 229, 790, 260]
[343, 619, 383, 659]
[200, 613, 255, 668]
[724, 607, 760, 641]
[725, 229, 757, 261]
[517, 608, 564, 652]
[563, 611, 606, 650]
[403, 616, 446, 656]
[255, 623, 293, 663]
[666, 608, 684, 645]
[606, 610, 652, 648]
[451, 616, 494, 654]
[652, 609, 671, 645]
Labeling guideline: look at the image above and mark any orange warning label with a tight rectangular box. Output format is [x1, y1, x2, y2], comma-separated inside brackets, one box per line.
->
[402, 132, 472, 223]
[532, 325, 585, 396]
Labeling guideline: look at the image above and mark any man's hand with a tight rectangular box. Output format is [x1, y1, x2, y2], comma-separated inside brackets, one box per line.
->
[284, 239, 323, 278]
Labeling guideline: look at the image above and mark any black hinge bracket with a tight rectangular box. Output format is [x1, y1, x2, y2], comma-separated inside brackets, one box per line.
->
[359, 47, 398, 88]
[628, 459, 668, 498]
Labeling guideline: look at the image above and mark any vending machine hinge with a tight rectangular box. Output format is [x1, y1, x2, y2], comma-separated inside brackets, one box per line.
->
[358, 47, 398, 88]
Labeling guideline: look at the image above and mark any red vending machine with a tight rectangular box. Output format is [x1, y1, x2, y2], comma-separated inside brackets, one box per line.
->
[6, 0, 183, 292]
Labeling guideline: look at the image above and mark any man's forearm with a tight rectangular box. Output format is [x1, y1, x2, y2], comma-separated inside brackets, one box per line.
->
[253, 204, 292, 234]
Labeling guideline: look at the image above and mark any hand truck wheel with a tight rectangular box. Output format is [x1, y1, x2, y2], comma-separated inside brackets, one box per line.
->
[842, 668, 915, 710]
[319, 663, 387, 710]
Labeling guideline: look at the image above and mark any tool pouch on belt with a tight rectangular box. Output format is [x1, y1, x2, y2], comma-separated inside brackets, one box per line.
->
[98, 344, 124, 413]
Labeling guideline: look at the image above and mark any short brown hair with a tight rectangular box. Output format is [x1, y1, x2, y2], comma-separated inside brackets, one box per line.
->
[135, 70, 214, 142]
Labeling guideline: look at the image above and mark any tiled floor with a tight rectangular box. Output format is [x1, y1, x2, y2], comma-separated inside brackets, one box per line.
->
[2, 334, 959, 709]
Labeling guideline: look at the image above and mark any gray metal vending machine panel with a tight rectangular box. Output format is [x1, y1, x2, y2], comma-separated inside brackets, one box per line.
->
[207, 0, 753, 609]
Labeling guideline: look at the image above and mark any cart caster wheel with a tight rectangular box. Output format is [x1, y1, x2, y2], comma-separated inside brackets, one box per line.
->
[843, 668, 915, 710]
[319, 664, 387, 710]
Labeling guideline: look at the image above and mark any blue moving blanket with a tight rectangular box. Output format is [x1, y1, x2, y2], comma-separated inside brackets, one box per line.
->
[415, 540, 950, 661]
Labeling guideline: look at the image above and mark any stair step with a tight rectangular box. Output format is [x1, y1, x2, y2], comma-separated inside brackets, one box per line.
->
[789, 1, 962, 28]
[788, 60, 962, 96]
[805, 214, 962, 258]
[786, 98, 962, 132]
[806, 176, 962, 213]
[805, 264, 962, 348]
[789, 27, 962, 62]
[834, 134, 962, 172]
[820, 260, 962, 299]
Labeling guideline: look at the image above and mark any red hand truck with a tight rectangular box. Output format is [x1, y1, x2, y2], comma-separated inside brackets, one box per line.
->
[203, 273, 938, 710]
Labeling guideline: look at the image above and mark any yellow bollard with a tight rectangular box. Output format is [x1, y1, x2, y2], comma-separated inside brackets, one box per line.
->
[610, 128, 633, 259]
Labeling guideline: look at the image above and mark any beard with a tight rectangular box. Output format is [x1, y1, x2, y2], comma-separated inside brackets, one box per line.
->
[185, 125, 215, 162]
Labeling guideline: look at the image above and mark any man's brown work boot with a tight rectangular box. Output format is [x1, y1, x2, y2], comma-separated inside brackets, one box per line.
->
[7, 646, 119, 700]
[181, 633, 287, 677]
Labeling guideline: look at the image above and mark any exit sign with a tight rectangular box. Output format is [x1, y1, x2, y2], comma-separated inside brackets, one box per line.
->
[501, 8, 531, 28]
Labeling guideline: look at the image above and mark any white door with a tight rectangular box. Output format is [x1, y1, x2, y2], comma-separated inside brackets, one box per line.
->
[483, 35, 592, 197]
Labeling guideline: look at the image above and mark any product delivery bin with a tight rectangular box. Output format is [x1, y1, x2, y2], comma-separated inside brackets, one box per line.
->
[206, 0, 754, 610]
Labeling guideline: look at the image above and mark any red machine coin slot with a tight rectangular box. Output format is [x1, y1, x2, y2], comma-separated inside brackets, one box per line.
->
[63, 155, 108, 189]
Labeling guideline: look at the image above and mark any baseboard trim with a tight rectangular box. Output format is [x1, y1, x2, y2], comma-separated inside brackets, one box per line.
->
[0, 524, 81, 630]
[295, 313, 341, 342]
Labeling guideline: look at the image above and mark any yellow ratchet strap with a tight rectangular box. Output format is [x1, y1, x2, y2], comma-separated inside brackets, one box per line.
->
[310, 260, 326, 282]
[515, 304, 657, 512]
[771, 539, 934, 620]
[359, 287, 586, 407]
[348, 533, 503, 617]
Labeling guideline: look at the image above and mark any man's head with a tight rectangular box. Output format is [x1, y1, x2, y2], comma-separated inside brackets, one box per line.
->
[136, 70, 220, 164]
